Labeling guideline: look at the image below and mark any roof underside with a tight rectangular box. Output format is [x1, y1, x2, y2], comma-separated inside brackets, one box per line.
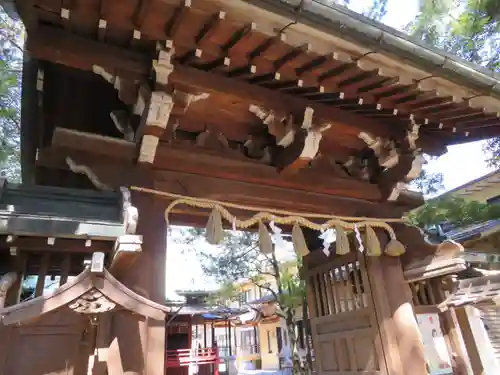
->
[7, 0, 500, 220]
[15, 0, 500, 146]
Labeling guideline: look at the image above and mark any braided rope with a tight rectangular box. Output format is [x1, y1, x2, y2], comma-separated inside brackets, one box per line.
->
[130, 186, 402, 238]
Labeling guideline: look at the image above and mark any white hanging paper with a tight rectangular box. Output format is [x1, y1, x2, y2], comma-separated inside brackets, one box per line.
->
[354, 224, 364, 252]
[319, 228, 335, 257]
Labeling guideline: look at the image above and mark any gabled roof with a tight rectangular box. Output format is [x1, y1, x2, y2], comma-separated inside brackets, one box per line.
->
[440, 272, 500, 309]
[0, 267, 170, 325]
[440, 169, 500, 200]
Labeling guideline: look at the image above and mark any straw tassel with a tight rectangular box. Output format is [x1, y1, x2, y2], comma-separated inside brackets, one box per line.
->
[292, 223, 309, 258]
[385, 237, 406, 256]
[335, 225, 350, 255]
[205, 208, 224, 245]
[259, 221, 273, 254]
[364, 226, 382, 256]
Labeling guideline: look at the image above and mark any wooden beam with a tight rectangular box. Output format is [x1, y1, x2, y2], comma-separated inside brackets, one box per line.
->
[47, 128, 382, 201]
[154, 142, 381, 201]
[0, 236, 114, 254]
[154, 170, 405, 218]
[168, 65, 399, 140]
[25, 25, 150, 80]
[35, 149, 407, 220]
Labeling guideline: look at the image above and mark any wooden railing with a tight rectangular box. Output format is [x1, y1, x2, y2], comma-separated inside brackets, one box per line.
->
[165, 347, 220, 375]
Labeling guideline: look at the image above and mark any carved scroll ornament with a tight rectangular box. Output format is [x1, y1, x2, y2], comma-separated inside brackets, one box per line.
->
[69, 289, 116, 314]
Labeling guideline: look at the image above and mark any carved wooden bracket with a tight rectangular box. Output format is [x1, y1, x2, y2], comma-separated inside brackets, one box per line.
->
[356, 119, 425, 201]
[358, 132, 399, 168]
[249, 105, 331, 175]
[91, 65, 138, 105]
[137, 91, 174, 164]
[249, 105, 296, 147]
[152, 42, 175, 85]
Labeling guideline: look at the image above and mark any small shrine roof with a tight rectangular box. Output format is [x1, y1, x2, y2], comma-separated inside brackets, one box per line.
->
[165, 302, 248, 319]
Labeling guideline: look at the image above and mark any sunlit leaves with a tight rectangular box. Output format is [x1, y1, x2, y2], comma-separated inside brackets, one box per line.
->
[409, 195, 500, 227]
[0, 9, 23, 181]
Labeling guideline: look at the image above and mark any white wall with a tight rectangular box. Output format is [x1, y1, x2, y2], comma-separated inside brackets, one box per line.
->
[466, 306, 500, 375]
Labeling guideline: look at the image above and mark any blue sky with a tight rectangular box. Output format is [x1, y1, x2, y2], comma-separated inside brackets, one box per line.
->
[164, 0, 496, 297]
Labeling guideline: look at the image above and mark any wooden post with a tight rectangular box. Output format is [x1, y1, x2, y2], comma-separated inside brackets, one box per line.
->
[204, 323, 208, 348]
[440, 308, 470, 375]
[369, 256, 428, 375]
[108, 191, 167, 375]
[431, 280, 471, 375]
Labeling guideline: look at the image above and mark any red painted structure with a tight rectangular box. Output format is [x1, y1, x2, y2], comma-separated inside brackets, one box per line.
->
[166, 347, 220, 375]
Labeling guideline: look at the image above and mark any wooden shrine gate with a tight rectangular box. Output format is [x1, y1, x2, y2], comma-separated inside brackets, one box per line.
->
[304, 252, 394, 375]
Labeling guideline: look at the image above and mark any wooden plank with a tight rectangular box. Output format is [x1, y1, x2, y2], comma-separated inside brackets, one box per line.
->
[42, 130, 384, 202]
[25, 25, 150, 80]
[154, 143, 381, 201]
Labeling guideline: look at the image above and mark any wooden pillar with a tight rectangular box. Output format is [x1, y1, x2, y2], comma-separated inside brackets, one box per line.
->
[130, 190, 167, 303]
[228, 320, 232, 356]
[368, 256, 428, 375]
[204, 323, 208, 348]
[440, 307, 471, 375]
[455, 307, 482, 374]
[108, 191, 167, 375]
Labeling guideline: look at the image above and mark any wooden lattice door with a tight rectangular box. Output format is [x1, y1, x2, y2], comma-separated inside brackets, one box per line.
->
[306, 252, 389, 375]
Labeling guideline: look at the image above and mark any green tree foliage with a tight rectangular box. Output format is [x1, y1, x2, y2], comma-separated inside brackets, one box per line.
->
[407, 0, 500, 167]
[412, 169, 445, 196]
[409, 195, 500, 227]
[0, 10, 23, 181]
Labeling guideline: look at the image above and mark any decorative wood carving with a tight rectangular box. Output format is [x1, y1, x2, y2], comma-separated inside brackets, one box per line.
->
[249, 105, 296, 147]
[249, 105, 332, 174]
[66, 156, 112, 191]
[196, 128, 229, 151]
[153, 42, 175, 85]
[92, 65, 138, 105]
[136, 92, 173, 163]
[354, 119, 426, 201]
[145, 92, 174, 130]
[0, 272, 17, 308]
[68, 289, 116, 314]
[358, 132, 399, 168]
[174, 90, 210, 112]
[110, 110, 135, 141]
[120, 187, 139, 234]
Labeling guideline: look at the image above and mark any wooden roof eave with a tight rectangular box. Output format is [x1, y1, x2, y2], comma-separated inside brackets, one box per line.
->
[462, 225, 500, 250]
[439, 273, 500, 310]
[403, 240, 465, 282]
[0, 267, 170, 325]
[224, 0, 500, 107]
